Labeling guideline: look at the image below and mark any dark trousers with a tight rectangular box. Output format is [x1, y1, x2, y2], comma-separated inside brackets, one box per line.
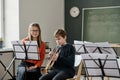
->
[16, 61, 41, 80]
[39, 69, 72, 80]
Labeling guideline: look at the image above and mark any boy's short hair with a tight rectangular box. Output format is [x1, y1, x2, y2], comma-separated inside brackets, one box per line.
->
[54, 29, 66, 38]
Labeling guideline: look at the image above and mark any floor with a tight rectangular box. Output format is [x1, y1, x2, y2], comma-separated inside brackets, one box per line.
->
[80, 76, 120, 80]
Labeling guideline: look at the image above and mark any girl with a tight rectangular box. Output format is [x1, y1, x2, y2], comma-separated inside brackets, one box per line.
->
[16, 23, 46, 80]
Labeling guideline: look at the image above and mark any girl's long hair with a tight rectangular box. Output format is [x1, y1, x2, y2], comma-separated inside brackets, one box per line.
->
[28, 22, 42, 47]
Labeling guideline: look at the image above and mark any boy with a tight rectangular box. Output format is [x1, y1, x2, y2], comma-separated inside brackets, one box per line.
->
[39, 29, 75, 80]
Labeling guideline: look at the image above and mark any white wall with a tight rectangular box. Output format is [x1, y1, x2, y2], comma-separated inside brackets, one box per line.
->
[19, 0, 64, 48]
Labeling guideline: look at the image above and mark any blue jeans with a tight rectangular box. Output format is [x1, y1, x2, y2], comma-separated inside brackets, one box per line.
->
[39, 69, 73, 80]
[16, 61, 41, 80]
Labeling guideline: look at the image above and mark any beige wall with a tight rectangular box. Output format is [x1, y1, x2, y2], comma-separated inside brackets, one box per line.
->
[19, 0, 64, 48]
[4, 0, 64, 49]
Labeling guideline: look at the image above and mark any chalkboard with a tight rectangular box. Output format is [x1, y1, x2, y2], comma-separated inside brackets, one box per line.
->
[82, 6, 120, 43]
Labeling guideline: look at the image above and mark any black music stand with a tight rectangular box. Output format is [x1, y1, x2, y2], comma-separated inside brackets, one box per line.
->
[74, 40, 89, 53]
[0, 41, 39, 80]
[12, 40, 40, 80]
[74, 41, 117, 57]
[81, 53, 120, 80]
[12, 40, 40, 60]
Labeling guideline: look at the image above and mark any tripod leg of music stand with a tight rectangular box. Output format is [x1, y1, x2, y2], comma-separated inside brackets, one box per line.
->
[0, 57, 15, 80]
[0, 60, 13, 78]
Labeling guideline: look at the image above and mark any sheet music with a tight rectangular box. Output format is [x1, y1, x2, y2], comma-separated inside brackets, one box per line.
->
[15, 53, 26, 59]
[11, 40, 25, 51]
[25, 41, 38, 45]
[81, 53, 120, 77]
[87, 69, 102, 76]
[74, 40, 84, 52]
[26, 45, 38, 53]
[74, 40, 98, 53]
[27, 53, 39, 60]
[95, 42, 117, 56]
[94, 42, 110, 47]
[11, 40, 40, 60]
[74, 40, 117, 57]
[84, 42, 98, 53]
[104, 69, 120, 77]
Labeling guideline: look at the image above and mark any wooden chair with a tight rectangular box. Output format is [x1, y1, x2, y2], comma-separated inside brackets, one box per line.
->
[66, 55, 83, 80]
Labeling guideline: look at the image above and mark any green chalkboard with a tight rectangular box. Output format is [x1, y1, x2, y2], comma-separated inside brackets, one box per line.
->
[82, 6, 120, 43]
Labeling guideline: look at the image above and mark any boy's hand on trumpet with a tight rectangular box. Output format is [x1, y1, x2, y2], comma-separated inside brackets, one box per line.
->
[49, 51, 54, 58]
[49, 51, 59, 61]
[51, 54, 59, 61]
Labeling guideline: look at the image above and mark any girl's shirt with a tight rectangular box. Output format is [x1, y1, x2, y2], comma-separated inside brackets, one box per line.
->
[22, 38, 46, 67]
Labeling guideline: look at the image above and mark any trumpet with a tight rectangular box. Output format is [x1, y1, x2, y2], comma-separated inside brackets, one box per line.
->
[42, 46, 60, 74]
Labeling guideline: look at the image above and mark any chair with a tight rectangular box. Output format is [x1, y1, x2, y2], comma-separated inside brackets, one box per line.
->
[66, 55, 83, 80]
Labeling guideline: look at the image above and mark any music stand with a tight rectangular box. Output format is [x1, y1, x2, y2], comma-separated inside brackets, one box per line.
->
[81, 53, 120, 80]
[74, 40, 91, 53]
[74, 40, 117, 57]
[12, 40, 40, 60]
[12, 40, 40, 80]
[92, 42, 117, 55]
